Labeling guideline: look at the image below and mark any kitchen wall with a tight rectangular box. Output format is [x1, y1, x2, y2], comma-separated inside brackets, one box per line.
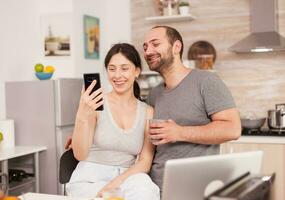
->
[131, 0, 285, 118]
[0, 0, 131, 119]
[72, 0, 131, 83]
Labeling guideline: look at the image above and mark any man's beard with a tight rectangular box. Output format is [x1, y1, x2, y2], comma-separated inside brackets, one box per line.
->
[147, 49, 174, 73]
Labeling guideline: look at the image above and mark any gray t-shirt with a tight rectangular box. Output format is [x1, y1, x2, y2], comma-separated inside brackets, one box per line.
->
[147, 69, 236, 191]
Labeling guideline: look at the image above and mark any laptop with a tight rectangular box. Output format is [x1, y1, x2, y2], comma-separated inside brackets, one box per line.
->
[162, 151, 263, 200]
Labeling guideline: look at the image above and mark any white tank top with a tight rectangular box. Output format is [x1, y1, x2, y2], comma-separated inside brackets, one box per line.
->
[86, 97, 147, 168]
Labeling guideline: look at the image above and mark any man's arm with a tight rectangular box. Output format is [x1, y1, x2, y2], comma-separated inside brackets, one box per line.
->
[149, 108, 241, 145]
[179, 108, 241, 144]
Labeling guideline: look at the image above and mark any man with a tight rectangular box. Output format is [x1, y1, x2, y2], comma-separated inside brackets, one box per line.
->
[143, 26, 241, 192]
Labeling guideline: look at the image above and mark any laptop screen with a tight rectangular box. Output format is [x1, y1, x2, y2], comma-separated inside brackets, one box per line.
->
[162, 151, 263, 200]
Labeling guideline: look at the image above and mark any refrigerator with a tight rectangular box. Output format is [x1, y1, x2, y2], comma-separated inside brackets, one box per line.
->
[5, 78, 82, 195]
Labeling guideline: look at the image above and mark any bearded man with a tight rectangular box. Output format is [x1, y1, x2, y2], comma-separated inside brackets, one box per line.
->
[143, 26, 241, 193]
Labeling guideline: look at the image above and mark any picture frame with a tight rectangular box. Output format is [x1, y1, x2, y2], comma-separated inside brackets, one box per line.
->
[41, 13, 72, 57]
[83, 15, 100, 59]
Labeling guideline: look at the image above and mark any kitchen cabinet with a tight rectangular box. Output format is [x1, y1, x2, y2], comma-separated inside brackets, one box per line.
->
[0, 146, 47, 195]
[145, 14, 195, 23]
[220, 138, 285, 200]
[138, 71, 163, 101]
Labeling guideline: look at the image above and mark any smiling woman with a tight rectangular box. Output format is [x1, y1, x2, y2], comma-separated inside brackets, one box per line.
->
[66, 43, 160, 200]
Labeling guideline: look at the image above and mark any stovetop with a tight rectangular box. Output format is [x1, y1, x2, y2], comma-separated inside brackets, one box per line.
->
[242, 128, 285, 136]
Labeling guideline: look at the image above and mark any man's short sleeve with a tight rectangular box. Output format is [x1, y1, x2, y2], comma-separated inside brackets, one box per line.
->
[146, 89, 156, 107]
[201, 73, 236, 116]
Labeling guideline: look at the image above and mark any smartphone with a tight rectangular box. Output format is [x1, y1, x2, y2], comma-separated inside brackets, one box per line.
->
[83, 73, 104, 111]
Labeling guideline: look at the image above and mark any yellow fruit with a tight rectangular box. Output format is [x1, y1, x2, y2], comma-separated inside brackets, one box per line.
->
[34, 63, 44, 72]
[0, 132, 3, 141]
[44, 66, 55, 73]
[3, 196, 20, 200]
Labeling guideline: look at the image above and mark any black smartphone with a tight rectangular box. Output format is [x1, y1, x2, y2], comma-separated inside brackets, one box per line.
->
[83, 73, 104, 111]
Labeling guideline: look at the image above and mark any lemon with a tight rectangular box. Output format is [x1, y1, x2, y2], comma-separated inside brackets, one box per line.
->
[34, 63, 44, 72]
[44, 66, 55, 73]
[0, 132, 3, 142]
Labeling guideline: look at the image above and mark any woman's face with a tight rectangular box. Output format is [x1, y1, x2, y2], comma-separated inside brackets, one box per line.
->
[107, 53, 140, 95]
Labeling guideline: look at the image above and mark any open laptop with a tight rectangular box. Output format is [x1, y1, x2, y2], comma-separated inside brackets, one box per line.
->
[162, 151, 263, 200]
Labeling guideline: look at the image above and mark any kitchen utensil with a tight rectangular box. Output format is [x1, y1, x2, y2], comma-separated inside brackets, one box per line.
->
[195, 54, 214, 70]
[268, 108, 285, 129]
[0, 173, 8, 197]
[241, 118, 266, 129]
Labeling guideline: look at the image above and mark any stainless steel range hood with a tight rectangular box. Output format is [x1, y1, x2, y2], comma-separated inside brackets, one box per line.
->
[229, 0, 285, 53]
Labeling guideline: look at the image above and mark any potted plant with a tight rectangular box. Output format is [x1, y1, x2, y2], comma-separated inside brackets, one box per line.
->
[178, 1, 190, 15]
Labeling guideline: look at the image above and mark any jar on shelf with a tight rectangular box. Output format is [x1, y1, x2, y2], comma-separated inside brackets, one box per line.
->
[160, 0, 179, 16]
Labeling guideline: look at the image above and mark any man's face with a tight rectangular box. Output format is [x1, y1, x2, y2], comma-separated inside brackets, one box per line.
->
[143, 28, 174, 73]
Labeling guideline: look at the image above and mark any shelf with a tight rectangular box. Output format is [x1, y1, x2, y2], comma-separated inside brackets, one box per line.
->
[141, 71, 159, 75]
[145, 14, 195, 23]
[9, 177, 35, 191]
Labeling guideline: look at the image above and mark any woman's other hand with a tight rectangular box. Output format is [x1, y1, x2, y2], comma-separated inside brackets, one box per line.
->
[64, 135, 72, 150]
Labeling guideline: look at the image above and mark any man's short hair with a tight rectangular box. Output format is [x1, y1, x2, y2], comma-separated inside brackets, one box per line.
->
[152, 26, 184, 58]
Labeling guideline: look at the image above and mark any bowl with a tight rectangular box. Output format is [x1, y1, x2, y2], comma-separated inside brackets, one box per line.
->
[35, 72, 53, 80]
[241, 118, 266, 129]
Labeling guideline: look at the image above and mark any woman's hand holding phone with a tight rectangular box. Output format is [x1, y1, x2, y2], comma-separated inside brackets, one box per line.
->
[77, 80, 104, 121]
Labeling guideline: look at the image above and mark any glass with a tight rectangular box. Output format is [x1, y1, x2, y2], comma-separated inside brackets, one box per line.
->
[149, 119, 166, 144]
[103, 188, 124, 200]
[195, 54, 214, 70]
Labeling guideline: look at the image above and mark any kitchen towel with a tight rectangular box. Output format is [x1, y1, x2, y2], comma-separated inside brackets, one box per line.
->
[0, 119, 15, 149]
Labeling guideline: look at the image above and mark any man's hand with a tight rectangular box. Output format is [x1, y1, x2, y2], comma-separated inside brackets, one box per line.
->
[64, 136, 72, 150]
[149, 119, 182, 145]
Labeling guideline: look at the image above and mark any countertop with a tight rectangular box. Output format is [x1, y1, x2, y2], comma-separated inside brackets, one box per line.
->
[0, 146, 47, 161]
[230, 135, 285, 144]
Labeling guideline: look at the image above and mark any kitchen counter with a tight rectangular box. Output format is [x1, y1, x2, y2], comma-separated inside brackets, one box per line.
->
[221, 140, 285, 200]
[229, 135, 285, 144]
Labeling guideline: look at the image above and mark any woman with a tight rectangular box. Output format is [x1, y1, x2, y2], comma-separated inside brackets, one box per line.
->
[66, 43, 160, 200]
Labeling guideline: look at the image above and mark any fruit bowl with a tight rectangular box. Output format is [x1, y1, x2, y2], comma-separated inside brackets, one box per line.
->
[35, 72, 53, 80]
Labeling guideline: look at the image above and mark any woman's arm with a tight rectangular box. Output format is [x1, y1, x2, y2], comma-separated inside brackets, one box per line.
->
[97, 105, 154, 196]
[72, 81, 104, 161]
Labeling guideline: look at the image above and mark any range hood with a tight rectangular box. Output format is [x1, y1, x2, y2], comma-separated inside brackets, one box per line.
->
[229, 0, 285, 53]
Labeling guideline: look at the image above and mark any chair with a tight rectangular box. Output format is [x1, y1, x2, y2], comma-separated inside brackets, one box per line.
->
[59, 149, 79, 195]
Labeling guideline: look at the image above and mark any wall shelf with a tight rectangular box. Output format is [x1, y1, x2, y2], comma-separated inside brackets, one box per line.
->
[9, 177, 35, 191]
[145, 14, 195, 23]
[141, 71, 159, 75]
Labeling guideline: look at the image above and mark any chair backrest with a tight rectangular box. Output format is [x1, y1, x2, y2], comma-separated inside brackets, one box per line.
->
[59, 149, 79, 184]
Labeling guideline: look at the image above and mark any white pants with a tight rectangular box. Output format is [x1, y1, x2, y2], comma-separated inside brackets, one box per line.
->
[66, 161, 160, 200]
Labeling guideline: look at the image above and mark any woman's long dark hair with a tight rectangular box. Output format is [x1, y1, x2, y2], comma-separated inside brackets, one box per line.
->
[104, 43, 142, 101]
